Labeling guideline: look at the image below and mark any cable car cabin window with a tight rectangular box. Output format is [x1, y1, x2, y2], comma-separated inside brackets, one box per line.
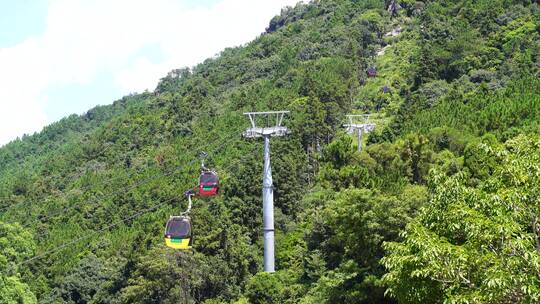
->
[200, 172, 218, 184]
[166, 218, 191, 238]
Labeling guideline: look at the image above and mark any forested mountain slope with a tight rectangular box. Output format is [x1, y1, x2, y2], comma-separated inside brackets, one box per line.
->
[1, 0, 539, 303]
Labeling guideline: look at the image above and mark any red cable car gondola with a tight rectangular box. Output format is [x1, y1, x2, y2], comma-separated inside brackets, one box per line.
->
[199, 170, 219, 197]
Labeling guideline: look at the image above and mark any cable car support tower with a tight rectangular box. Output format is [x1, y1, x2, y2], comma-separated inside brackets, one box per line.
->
[243, 111, 290, 273]
[344, 114, 376, 152]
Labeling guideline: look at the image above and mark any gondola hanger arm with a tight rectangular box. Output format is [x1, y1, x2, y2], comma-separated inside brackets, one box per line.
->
[182, 189, 195, 215]
[200, 151, 209, 171]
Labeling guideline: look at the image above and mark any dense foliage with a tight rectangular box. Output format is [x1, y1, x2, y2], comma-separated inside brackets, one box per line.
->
[0, 0, 539, 303]
[383, 135, 540, 303]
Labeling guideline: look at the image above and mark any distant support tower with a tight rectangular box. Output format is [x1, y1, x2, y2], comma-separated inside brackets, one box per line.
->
[344, 114, 376, 152]
[243, 111, 290, 273]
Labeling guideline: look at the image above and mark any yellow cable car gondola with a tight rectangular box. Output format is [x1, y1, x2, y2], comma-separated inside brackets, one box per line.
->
[164, 216, 192, 250]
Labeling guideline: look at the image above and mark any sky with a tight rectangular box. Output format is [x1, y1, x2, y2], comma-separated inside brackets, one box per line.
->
[0, 0, 300, 146]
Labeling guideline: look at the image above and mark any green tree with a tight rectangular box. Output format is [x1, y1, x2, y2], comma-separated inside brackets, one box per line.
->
[399, 134, 433, 184]
[120, 248, 198, 304]
[383, 135, 540, 303]
[0, 222, 37, 304]
[245, 273, 284, 304]
[51, 254, 109, 304]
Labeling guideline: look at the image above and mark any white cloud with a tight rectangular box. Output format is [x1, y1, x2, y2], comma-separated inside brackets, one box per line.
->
[0, 38, 49, 145]
[0, 0, 300, 146]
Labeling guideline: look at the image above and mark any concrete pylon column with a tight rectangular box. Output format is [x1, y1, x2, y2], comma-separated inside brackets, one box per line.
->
[262, 135, 275, 272]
